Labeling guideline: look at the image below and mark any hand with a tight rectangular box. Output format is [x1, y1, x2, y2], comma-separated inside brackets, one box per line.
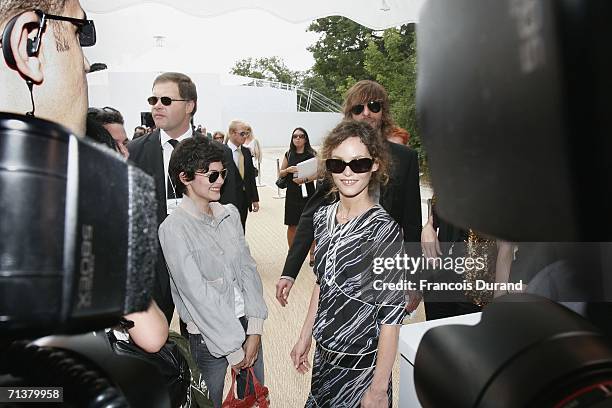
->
[242, 335, 261, 368]
[286, 166, 298, 174]
[421, 222, 442, 263]
[275, 278, 294, 306]
[361, 387, 388, 407]
[231, 357, 246, 373]
[252, 202, 259, 212]
[406, 290, 422, 313]
[293, 177, 305, 185]
[290, 336, 312, 374]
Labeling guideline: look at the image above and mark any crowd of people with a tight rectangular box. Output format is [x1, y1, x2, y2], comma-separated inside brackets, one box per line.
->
[0, 1, 518, 407]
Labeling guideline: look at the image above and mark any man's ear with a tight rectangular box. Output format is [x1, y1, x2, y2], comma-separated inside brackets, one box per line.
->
[186, 100, 195, 116]
[3, 11, 44, 83]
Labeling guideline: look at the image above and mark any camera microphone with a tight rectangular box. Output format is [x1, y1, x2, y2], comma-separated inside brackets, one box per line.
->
[0, 113, 157, 339]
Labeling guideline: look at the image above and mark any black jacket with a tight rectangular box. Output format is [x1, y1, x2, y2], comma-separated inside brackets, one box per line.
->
[127, 129, 202, 321]
[281, 141, 422, 279]
[219, 144, 259, 212]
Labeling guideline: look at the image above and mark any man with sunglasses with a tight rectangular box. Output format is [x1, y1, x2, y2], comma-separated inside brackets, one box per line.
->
[128, 71, 203, 324]
[219, 119, 260, 230]
[0, 0, 94, 136]
[276, 80, 423, 310]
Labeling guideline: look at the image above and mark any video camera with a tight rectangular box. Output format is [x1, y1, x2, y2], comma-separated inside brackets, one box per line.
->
[0, 113, 168, 406]
[414, 0, 612, 407]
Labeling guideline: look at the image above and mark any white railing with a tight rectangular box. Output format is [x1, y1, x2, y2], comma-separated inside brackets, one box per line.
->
[243, 78, 342, 113]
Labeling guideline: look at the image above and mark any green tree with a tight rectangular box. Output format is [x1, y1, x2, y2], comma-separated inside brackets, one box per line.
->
[306, 17, 383, 103]
[363, 26, 423, 161]
[306, 19, 424, 165]
[230, 56, 302, 85]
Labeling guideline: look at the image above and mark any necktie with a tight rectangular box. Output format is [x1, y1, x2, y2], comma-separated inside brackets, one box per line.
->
[237, 147, 245, 179]
[167, 139, 180, 199]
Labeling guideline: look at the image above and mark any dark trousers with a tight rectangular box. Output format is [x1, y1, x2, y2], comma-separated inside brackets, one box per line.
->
[189, 318, 264, 408]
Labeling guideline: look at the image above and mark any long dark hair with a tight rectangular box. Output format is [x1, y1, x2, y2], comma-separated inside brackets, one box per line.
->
[289, 127, 316, 156]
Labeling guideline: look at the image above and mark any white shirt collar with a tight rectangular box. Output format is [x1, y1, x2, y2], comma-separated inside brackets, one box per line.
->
[160, 127, 192, 146]
[227, 140, 240, 152]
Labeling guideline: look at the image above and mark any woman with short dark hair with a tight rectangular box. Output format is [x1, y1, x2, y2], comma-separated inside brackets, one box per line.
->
[159, 137, 267, 407]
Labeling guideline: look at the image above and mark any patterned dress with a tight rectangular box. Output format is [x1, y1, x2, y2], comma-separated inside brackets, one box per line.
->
[306, 202, 407, 408]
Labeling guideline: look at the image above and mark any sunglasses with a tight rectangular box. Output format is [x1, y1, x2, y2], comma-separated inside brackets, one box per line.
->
[195, 168, 227, 183]
[292, 133, 306, 139]
[326, 158, 374, 174]
[350, 100, 383, 115]
[33, 9, 96, 49]
[147, 96, 188, 106]
[235, 131, 248, 137]
[213, 136, 224, 141]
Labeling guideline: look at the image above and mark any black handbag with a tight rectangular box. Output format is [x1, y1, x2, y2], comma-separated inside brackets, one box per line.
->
[108, 329, 191, 408]
[276, 151, 291, 189]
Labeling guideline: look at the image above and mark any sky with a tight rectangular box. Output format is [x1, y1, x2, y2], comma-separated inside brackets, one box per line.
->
[83, 3, 321, 76]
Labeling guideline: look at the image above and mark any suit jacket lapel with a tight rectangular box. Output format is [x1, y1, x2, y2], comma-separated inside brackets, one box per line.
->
[143, 130, 166, 216]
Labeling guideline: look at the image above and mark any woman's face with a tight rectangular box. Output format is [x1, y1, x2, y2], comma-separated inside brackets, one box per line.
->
[329, 137, 378, 199]
[292, 129, 306, 149]
[184, 161, 225, 203]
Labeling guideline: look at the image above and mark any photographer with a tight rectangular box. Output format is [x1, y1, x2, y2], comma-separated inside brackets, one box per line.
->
[0, 0, 91, 135]
[1, 2, 188, 406]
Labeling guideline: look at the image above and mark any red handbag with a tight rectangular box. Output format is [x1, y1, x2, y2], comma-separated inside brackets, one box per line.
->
[222, 367, 270, 408]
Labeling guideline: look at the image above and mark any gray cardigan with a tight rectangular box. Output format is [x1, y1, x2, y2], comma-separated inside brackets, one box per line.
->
[158, 195, 267, 365]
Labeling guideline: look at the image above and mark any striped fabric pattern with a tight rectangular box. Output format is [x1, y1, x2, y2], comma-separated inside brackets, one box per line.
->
[305, 202, 406, 407]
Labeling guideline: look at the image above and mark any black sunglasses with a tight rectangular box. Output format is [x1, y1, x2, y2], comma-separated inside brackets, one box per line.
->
[350, 100, 382, 115]
[326, 158, 374, 174]
[196, 168, 227, 183]
[292, 133, 306, 139]
[33, 9, 96, 50]
[148, 96, 188, 106]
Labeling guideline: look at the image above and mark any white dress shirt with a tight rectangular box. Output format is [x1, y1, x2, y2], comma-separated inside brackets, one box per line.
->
[161, 128, 192, 213]
[226, 140, 241, 169]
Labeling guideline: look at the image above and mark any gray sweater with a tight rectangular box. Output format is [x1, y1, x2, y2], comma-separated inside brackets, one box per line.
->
[158, 195, 267, 365]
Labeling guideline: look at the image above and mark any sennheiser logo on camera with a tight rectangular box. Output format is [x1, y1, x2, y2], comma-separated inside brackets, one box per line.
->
[77, 225, 95, 309]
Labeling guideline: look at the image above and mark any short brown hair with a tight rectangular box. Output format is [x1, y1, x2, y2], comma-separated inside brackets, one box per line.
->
[153, 72, 198, 116]
[343, 80, 395, 138]
[0, 1, 70, 52]
[319, 120, 390, 196]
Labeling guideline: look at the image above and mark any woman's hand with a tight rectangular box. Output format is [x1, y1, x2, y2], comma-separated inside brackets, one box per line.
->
[286, 166, 299, 174]
[290, 336, 312, 374]
[293, 177, 306, 185]
[361, 387, 388, 407]
[242, 334, 261, 368]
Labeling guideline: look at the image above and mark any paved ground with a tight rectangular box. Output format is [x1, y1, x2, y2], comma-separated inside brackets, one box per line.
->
[171, 147, 429, 407]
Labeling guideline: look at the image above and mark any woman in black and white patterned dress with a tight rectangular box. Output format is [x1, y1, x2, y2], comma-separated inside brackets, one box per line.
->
[291, 120, 407, 408]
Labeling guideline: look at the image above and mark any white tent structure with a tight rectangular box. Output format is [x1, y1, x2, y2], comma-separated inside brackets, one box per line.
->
[81, 0, 426, 30]
[81, 0, 425, 146]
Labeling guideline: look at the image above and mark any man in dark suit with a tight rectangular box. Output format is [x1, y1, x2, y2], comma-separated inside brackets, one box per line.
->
[219, 120, 260, 230]
[128, 72, 200, 323]
[275, 80, 423, 308]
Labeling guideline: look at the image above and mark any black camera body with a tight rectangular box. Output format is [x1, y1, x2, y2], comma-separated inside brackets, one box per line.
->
[415, 0, 612, 407]
[0, 113, 163, 406]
